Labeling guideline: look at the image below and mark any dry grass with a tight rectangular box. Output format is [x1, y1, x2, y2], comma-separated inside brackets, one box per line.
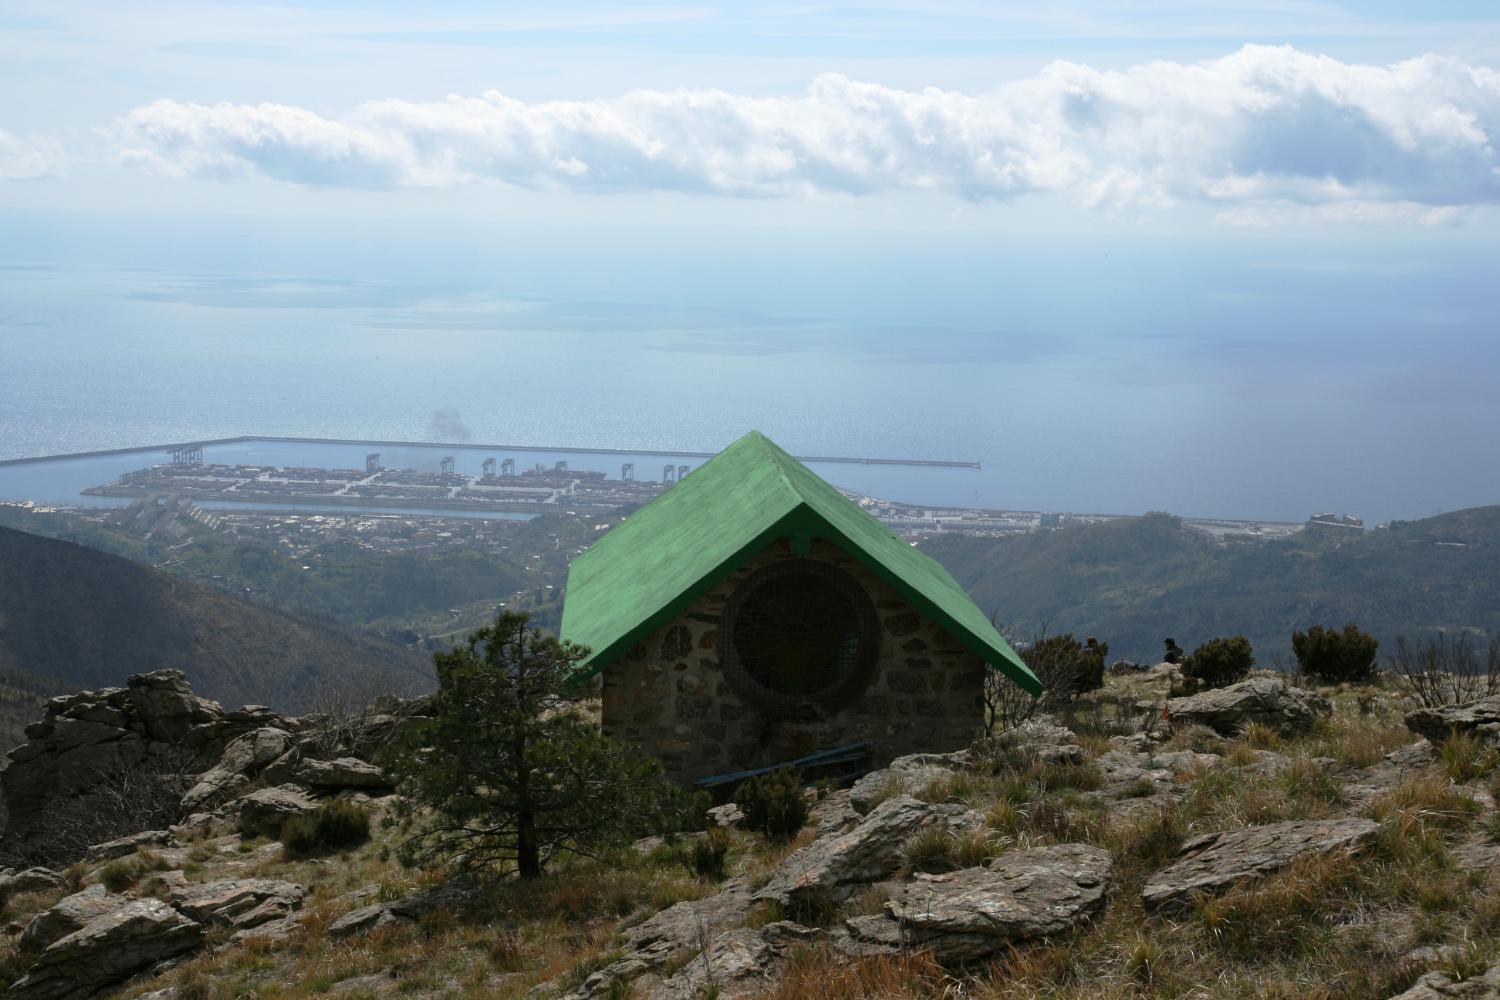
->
[101, 677, 1500, 1000]
[754, 944, 953, 1000]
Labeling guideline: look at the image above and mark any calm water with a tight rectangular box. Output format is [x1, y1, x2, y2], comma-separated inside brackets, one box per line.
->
[4, 249, 1498, 524]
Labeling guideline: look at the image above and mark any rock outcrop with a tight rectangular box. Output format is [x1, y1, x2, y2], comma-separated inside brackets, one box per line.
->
[171, 878, 305, 935]
[755, 795, 936, 909]
[1141, 817, 1380, 911]
[180, 727, 292, 812]
[1167, 678, 1331, 736]
[235, 784, 321, 837]
[842, 844, 1113, 962]
[20, 885, 124, 952]
[292, 756, 391, 791]
[1389, 964, 1500, 999]
[0, 867, 63, 902]
[9, 898, 203, 1000]
[1404, 697, 1500, 745]
[0, 670, 292, 856]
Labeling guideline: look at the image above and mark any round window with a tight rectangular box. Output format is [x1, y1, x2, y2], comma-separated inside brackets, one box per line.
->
[719, 559, 880, 720]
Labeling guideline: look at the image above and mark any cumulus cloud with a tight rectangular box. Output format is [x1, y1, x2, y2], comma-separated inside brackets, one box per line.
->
[0, 129, 66, 180]
[112, 45, 1500, 211]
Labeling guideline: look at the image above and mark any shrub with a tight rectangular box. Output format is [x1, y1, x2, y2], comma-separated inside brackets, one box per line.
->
[1183, 636, 1254, 689]
[279, 799, 371, 858]
[1293, 623, 1379, 684]
[737, 767, 808, 841]
[984, 630, 1108, 733]
[1022, 634, 1106, 701]
[690, 827, 731, 880]
[97, 859, 138, 893]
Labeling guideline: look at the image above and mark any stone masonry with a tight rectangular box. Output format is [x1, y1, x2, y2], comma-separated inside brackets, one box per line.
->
[601, 538, 987, 784]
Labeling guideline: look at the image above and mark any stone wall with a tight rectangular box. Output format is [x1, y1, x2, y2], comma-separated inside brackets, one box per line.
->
[601, 538, 988, 784]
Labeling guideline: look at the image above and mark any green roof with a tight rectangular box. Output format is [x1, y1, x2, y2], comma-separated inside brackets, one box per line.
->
[559, 431, 1041, 694]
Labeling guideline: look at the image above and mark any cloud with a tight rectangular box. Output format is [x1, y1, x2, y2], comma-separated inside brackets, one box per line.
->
[111, 45, 1500, 212]
[0, 129, 66, 180]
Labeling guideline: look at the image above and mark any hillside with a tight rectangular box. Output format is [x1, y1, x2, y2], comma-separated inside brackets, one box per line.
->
[922, 507, 1500, 665]
[0, 525, 433, 712]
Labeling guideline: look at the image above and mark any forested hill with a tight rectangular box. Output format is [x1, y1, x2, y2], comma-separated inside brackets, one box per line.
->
[0, 525, 433, 711]
[922, 507, 1500, 665]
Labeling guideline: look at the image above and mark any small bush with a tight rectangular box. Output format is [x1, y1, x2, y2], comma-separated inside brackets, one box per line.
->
[900, 826, 962, 874]
[1293, 624, 1379, 684]
[737, 768, 809, 841]
[1021, 634, 1107, 702]
[97, 859, 138, 893]
[279, 799, 371, 858]
[1182, 636, 1255, 689]
[691, 827, 731, 880]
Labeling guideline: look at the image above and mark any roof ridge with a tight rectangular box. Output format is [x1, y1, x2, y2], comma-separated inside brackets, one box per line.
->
[757, 432, 808, 510]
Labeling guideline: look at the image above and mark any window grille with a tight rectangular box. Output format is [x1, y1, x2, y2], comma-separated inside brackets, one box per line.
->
[718, 558, 879, 720]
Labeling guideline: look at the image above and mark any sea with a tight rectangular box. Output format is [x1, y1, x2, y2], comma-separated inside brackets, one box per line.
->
[3, 239, 1498, 525]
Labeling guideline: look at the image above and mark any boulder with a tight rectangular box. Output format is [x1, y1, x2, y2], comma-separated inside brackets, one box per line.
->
[842, 844, 1113, 962]
[0, 867, 63, 901]
[754, 795, 936, 909]
[171, 878, 305, 932]
[706, 803, 744, 828]
[646, 922, 818, 1000]
[1141, 817, 1380, 912]
[235, 784, 320, 838]
[122, 669, 221, 744]
[20, 885, 124, 952]
[1006, 719, 1087, 766]
[1389, 964, 1500, 999]
[560, 879, 757, 998]
[180, 727, 292, 812]
[292, 756, 391, 791]
[1405, 698, 1500, 746]
[84, 829, 172, 862]
[326, 879, 481, 939]
[1167, 678, 1331, 737]
[9, 898, 203, 1000]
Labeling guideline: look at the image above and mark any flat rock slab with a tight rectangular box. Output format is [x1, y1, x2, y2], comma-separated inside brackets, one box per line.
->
[849, 766, 953, 815]
[172, 878, 305, 931]
[842, 844, 1112, 963]
[562, 879, 756, 999]
[1406, 698, 1500, 745]
[1389, 963, 1500, 999]
[0, 867, 63, 901]
[1167, 678, 1331, 737]
[10, 898, 203, 1000]
[754, 795, 936, 909]
[293, 756, 391, 790]
[645, 921, 819, 1000]
[1142, 817, 1380, 912]
[235, 783, 321, 837]
[85, 829, 172, 862]
[20, 884, 124, 952]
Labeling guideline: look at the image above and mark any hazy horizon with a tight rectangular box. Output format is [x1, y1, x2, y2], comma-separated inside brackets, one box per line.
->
[3, 2, 1499, 526]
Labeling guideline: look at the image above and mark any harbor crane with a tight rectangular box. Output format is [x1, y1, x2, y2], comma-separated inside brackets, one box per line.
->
[501, 458, 515, 477]
[621, 462, 634, 481]
[169, 445, 203, 465]
[365, 453, 381, 473]
[663, 464, 676, 483]
[482, 457, 496, 477]
[440, 456, 455, 475]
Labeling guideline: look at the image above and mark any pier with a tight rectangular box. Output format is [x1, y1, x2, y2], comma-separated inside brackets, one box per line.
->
[0, 435, 981, 470]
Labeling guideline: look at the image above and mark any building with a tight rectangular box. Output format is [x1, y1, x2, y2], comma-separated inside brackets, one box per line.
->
[559, 430, 1041, 784]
